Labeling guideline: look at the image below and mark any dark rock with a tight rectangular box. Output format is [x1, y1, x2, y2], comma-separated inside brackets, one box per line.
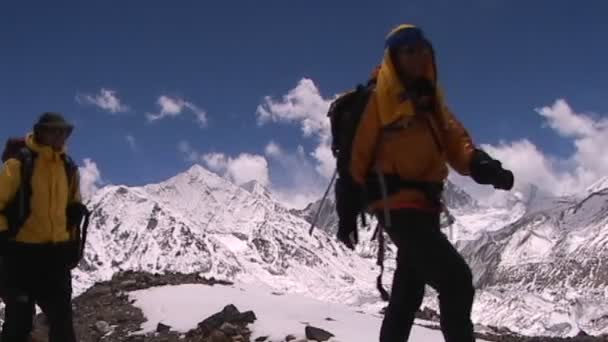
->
[223, 305, 241, 319]
[305, 326, 334, 342]
[238, 311, 257, 324]
[157, 322, 172, 333]
[208, 329, 231, 342]
[325, 317, 335, 321]
[577, 329, 590, 337]
[254, 336, 269, 342]
[87, 285, 112, 297]
[232, 335, 246, 342]
[197, 304, 257, 338]
[415, 307, 440, 322]
[120, 280, 138, 288]
[94, 320, 112, 334]
[285, 334, 297, 341]
[220, 322, 239, 336]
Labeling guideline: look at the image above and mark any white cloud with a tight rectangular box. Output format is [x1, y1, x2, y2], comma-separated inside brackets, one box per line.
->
[257, 78, 336, 178]
[202, 152, 229, 172]
[311, 143, 335, 179]
[255, 79, 340, 208]
[537, 99, 601, 138]
[264, 141, 283, 158]
[225, 154, 270, 186]
[451, 99, 608, 204]
[179, 142, 269, 186]
[76, 88, 129, 113]
[147, 95, 208, 128]
[264, 141, 329, 208]
[79, 158, 102, 201]
[125, 134, 137, 151]
[257, 78, 333, 139]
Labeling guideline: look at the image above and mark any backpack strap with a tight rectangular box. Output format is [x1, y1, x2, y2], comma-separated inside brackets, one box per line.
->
[8, 148, 36, 238]
[61, 154, 78, 202]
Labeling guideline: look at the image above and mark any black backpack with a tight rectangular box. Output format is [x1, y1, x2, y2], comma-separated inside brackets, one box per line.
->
[0, 138, 90, 267]
[327, 80, 376, 247]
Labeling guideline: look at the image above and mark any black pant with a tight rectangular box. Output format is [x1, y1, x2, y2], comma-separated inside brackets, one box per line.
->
[378, 209, 475, 342]
[1, 243, 77, 342]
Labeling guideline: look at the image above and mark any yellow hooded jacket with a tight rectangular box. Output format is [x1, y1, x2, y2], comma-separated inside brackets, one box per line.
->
[0, 133, 81, 244]
[351, 24, 475, 210]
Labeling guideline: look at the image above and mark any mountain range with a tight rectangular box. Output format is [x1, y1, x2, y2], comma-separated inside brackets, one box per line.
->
[74, 165, 608, 338]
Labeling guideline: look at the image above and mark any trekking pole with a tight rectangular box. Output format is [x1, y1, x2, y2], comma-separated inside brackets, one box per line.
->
[375, 166, 391, 301]
[309, 168, 338, 236]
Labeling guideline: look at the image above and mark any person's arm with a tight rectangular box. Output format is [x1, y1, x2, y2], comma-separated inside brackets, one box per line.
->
[441, 107, 476, 175]
[70, 168, 82, 203]
[0, 160, 22, 234]
[441, 106, 514, 190]
[350, 93, 381, 184]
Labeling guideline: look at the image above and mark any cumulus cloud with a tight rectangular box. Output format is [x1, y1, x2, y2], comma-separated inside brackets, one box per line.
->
[263, 141, 329, 208]
[450, 99, 608, 203]
[79, 158, 102, 201]
[147, 95, 208, 127]
[254, 79, 344, 207]
[257, 78, 333, 139]
[179, 141, 269, 186]
[76, 88, 129, 113]
[257, 78, 336, 188]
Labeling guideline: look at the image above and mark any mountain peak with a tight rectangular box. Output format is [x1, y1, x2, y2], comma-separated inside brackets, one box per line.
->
[166, 164, 229, 188]
[183, 164, 220, 179]
[444, 180, 478, 209]
[586, 176, 608, 194]
[241, 180, 273, 200]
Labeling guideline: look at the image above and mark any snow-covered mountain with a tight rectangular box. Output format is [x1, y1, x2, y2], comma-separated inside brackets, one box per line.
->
[458, 187, 608, 337]
[75, 165, 380, 306]
[76, 164, 608, 338]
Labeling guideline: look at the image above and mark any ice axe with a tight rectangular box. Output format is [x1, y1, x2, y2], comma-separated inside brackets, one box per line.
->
[309, 168, 338, 236]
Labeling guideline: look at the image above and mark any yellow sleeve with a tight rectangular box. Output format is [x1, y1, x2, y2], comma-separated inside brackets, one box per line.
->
[0, 159, 22, 232]
[442, 107, 475, 176]
[350, 92, 381, 185]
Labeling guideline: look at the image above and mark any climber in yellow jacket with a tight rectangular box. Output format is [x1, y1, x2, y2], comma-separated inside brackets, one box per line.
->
[350, 25, 514, 342]
[0, 112, 84, 342]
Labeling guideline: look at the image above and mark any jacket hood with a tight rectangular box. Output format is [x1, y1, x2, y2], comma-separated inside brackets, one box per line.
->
[376, 24, 444, 126]
[26, 133, 67, 159]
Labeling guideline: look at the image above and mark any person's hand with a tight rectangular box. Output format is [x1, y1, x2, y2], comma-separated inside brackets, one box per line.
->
[494, 168, 514, 190]
[337, 226, 358, 250]
[470, 149, 514, 191]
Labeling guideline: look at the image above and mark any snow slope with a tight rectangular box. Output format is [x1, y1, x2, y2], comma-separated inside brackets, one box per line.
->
[74, 165, 379, 305]
[457, 188, 608, 336]
[130, 282, 490, 342]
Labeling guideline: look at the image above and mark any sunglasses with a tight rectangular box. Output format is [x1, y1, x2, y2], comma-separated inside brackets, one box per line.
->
[38, 125, 74, 138]
[395, 43, 431, 56]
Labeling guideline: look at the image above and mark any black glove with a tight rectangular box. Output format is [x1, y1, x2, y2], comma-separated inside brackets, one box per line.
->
[67, 202, 90, 228]
[470, 149, 514, 191]
[338, 228, 359, 250]
[335, 176, 362, 250]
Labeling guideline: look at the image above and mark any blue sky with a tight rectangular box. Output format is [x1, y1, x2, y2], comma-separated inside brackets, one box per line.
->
[1, 0, 607, 206]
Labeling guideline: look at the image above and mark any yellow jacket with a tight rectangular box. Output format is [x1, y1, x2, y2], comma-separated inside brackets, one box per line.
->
[350, 24, 475, 210]
[0, 134, 81, 244]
